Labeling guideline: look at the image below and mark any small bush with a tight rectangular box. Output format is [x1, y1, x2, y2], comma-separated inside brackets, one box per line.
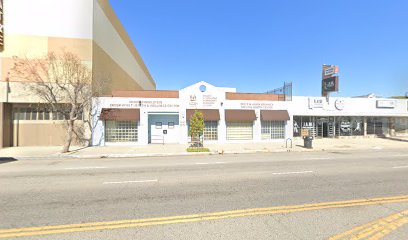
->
[186, 147, 210, 152]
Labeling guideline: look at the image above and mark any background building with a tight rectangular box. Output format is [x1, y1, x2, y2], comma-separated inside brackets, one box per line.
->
[0, 0, 156, 148]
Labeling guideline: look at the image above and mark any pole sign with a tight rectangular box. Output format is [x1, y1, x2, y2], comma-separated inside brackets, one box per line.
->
[322, 65, 339, 96]
[322, 76, 339, 92]
[324, 66, 339, 76]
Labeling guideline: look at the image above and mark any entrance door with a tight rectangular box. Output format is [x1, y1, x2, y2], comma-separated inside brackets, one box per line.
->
[317, 117, 335, 138]
[148, 114, 180, 144]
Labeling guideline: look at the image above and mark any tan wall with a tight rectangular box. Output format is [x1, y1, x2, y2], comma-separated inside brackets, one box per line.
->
[226, 92, 284, 101]
[48, 37, 93, 61]
[12, 121, 84, 147]
[1, 34, 151, 95]
[92, 43, 144, 95]
[1, 35, 93, 82]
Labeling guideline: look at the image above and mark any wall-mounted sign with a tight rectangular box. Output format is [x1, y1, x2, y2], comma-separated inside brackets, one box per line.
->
[109, 100, 179, 108]
[188, 94, 198, 107]
[203, 94, 217, 107]
[322, 76, 339, 92]
[376, 100, 395, 109]
[240, 102, 273, 109]
[335, 99, 345, 110]
[308, 98, 324, 109]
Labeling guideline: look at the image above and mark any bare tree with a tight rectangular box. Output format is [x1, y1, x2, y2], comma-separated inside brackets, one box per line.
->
[11, 51, 100, 153]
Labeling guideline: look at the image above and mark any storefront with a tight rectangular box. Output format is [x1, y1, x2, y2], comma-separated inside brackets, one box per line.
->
[91, 82, 292, 146]
[91, 82, 408, 146]
[291, 97, 408, 138]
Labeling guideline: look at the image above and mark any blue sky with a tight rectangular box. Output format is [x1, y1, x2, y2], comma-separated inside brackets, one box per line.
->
[110, 1, 408, 97]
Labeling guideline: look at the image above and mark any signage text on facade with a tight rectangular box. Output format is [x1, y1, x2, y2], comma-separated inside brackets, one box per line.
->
[308, 98, 324, 109]
[376, 100, 395, 109]
[109, 100, 179, 108]
[240, 102, 273, 109]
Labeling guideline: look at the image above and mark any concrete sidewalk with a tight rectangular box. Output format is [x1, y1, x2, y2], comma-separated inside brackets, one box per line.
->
[0, 137, 407, 160]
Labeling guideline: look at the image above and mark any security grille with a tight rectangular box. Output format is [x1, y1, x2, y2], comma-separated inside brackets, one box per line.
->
[261, 121, 285, 139]
[226, 122, 253, 140]
[105, 121, 138, 142]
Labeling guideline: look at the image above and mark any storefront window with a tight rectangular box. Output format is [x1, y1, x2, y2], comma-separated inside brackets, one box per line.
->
[105, 121, 138, 142]
[293, 116, 317, 138]
[395, 118, 408, 134]
[203, 121, 218, 141]
[350, 117, 364, 136]
[295, 116, 366, 138]
[293, 116, 302, 137]
[335, 117, 364, 136]
[262, 121, 285, 140]
[301, 116, 316, 138]
[367, 117, 388, 135]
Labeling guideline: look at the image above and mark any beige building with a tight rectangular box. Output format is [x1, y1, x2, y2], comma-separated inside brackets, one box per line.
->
[0, 0, 156, 148]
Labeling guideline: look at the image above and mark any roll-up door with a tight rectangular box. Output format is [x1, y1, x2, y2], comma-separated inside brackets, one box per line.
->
[226, 122, 253, 140]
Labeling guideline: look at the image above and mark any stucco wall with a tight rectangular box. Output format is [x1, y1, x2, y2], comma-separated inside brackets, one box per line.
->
[12, 121, 85, 147]
[92, 82, 294, 146]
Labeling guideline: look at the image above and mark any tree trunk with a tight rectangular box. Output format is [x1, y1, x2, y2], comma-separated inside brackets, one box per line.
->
[62, 120, 74, 153]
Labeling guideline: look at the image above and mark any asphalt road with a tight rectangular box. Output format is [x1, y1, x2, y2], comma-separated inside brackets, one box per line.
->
[1, 148, 408, 239]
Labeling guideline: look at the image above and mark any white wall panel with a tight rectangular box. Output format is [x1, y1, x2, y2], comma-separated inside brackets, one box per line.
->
[93, 2, 155, 90]
[5, 0, 93, 39]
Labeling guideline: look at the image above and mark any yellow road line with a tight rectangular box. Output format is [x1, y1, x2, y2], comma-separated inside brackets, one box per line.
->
[368, 218, 408, 240]
[2, 194, 407, 235]
[1, 195, 408, 238]
[329, 209, 408, 240]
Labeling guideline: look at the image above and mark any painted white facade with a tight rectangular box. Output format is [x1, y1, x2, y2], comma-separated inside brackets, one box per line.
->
[92, 82, 293, 146]
[91, 82, 408, 146]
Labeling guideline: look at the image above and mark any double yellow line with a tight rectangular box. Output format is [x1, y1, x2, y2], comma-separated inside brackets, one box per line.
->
[329, 209, 408, 240]
[1, 195, 408, 238]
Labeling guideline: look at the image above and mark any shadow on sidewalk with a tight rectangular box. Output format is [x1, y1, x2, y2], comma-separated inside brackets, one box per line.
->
[0, 157, 17, 164]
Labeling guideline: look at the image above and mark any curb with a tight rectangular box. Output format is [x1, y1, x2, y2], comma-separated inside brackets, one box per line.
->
[6, 146, 405, 161]
[8, 148, 313, 160]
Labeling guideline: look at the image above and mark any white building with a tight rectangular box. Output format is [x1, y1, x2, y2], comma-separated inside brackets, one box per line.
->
[290, 96, 408, 138]
[91, 82, 408, 146]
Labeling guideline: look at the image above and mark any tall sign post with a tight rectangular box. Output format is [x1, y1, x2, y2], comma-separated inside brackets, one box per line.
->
[322, 65, 339, 102]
